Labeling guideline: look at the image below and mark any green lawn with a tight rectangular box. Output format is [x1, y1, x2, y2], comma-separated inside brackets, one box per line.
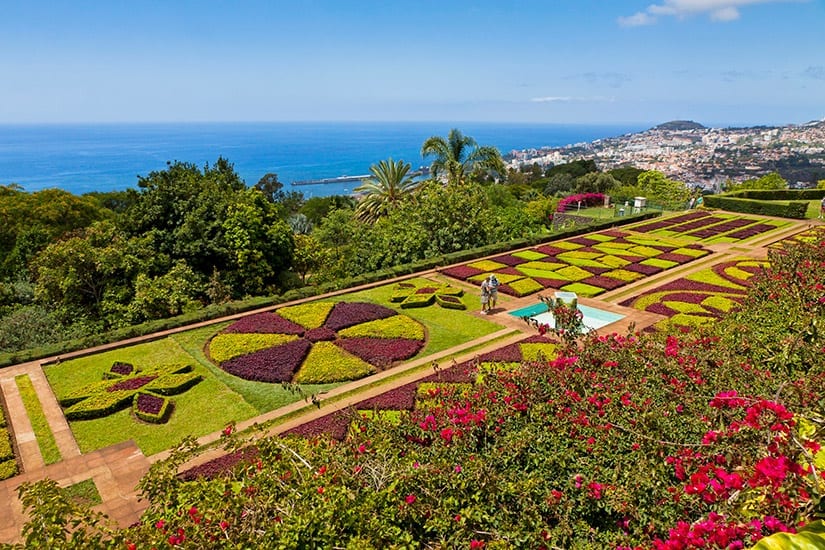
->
[45, 333, 259, 456]
[15, 374, 61, 464]
[335, 275, 504, 354]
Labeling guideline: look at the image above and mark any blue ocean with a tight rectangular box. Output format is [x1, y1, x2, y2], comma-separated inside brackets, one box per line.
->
[0, 122, 645, 198]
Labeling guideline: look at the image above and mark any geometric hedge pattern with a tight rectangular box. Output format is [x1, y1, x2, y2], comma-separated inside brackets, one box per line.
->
[208, 302, 426, 385]
[441, 230, 712, 298]
[626, 211, 787, 244]
[619, 257, 768, 329]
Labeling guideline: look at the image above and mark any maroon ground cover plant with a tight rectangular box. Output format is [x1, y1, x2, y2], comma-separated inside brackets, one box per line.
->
[224, 312, 305, 335]
[490, 254, 528, 266]
[623, 263, 664, 275]
[533, 244, 566, 256]
[136, 393, 165, 415]
[221, 339, 312, 383]
[110, 362, 134, 376]
[439, 265, 484, 280]
[304, 327, 337, 342]
[336, 337, 424, 366]
[178, 447, 260, 481]
[324, 302, 396, 331]
[581, 276, 626, 290]
[106, 375, 157, 392]
[282, 411, 352, 440]
[533, 276, 569, 289]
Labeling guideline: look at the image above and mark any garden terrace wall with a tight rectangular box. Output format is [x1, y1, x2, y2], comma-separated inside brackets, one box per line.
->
[0, 212, 657, 369]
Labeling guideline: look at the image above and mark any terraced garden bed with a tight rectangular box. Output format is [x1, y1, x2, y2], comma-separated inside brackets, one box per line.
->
[441, 230, 712, 298]
[626, 211, 788, 243]
[620, 257, 767, 329]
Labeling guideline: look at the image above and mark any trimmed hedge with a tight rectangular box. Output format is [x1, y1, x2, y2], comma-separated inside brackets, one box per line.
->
[703, 195, 809, 218]
[133, 392, 173, 424]
[0, 212, 657, 369]
[0, 458, 17, 480]
[728, 189, 825, 201]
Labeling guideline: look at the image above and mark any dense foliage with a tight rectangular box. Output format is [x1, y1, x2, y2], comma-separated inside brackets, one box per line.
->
[9, 232, 825, 549]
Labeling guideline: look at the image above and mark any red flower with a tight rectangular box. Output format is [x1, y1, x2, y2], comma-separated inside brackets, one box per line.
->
[220, 520, 229, 531]
[222, 424, 233, 437]
[404, 494, 416, 504]
[470, 541, 485, 549]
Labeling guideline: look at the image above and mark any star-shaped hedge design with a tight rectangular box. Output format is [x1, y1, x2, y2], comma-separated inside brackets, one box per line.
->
[208, 301, 426, 384]
[389, 281, 466, 310]
[59, 362, 202, 423]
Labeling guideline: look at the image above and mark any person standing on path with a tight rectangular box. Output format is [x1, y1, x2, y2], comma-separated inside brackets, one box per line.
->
[488, 274, 499, 312]
[819, 196, 825, 219]
[480, 278, 491, 314]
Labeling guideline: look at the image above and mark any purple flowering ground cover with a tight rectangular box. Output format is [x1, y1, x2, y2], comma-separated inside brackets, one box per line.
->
[336, 338, 424, 367]
[324, 302, 397, 331]
[221, 339, 312, 383]
[178, 447, 260, 481]
[135, 393, 165, 415]
[106, 375, 157, 393]
[211, 301, 426, 385]
[223, 312, 305, 335]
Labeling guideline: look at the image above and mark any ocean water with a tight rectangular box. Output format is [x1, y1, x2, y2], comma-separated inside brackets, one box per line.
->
[0, 122, 645, 198]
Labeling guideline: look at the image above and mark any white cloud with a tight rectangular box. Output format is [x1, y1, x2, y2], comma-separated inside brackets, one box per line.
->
[618, 11, 657, 26]
[619, 0, 804, 25]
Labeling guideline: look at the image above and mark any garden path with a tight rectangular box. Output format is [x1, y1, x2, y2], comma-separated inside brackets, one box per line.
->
[0, 214, 818, 543]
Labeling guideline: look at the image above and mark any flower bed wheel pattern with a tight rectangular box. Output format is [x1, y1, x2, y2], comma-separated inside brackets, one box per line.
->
[208, 302, 426, 384]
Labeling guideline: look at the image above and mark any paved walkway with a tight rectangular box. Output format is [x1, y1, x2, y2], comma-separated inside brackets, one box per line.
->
[0, 214, 818, 543]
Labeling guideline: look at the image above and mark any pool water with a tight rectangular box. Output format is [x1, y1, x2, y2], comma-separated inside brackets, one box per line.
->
[509, 302, 625, 330]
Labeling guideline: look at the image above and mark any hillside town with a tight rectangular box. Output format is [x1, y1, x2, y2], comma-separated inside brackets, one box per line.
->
[507, 119, 825, 191]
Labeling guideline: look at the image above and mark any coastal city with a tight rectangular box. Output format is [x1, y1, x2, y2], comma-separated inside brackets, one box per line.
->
[507, 119, 825, 191]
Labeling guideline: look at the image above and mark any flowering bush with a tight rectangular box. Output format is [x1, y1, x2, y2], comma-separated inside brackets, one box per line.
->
[556, 192, 605, 212]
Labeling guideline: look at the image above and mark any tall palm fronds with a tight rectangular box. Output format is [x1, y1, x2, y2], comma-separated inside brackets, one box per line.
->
[421, 128, 505, 185]
[354, 158, 418, 223]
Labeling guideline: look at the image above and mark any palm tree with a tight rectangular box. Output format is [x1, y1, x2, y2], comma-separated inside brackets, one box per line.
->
[421, 128, 506, 185]
[354, 158, 418, 223]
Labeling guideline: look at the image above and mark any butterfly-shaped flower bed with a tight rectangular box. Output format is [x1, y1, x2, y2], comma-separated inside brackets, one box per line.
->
[208, 301, 426, 384]
[390, 281, 466, 310]
[59, 362, 202, 423]
[620, 257, 767, 329]
[440, 230, 711, 298]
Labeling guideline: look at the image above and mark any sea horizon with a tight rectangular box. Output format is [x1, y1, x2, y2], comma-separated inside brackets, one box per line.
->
[2, 121, 651, 197]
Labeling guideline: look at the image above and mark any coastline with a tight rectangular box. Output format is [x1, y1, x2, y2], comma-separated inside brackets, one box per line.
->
[0, 122, 644, 197]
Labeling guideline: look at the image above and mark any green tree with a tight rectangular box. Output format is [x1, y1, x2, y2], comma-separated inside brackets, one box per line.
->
[300, 195, 357, 227]
[354, 158, 419, 223]
[421, 129, 505, 185]
[729, 171, 787, 192]
[291, 234, 325, 284]
[31, 221, 151, 325]
[221, 190, 295, 296]
[636, 170, 690, 208]
[127, 260, 200, 322]
[574, 172, 621, 194]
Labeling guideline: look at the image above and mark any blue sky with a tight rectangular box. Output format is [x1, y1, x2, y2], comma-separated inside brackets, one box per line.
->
[2, 0, 823, 126]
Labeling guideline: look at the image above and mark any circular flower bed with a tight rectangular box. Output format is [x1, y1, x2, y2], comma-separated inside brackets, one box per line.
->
[208, 302, 426, 384]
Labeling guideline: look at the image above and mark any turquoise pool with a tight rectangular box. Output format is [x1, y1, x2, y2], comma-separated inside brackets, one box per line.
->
[509, 302, 625, 330]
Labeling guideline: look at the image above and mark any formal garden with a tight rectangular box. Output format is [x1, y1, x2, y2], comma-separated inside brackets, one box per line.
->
[3, 209, 825, 548]
[41, 276, 503, 456]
